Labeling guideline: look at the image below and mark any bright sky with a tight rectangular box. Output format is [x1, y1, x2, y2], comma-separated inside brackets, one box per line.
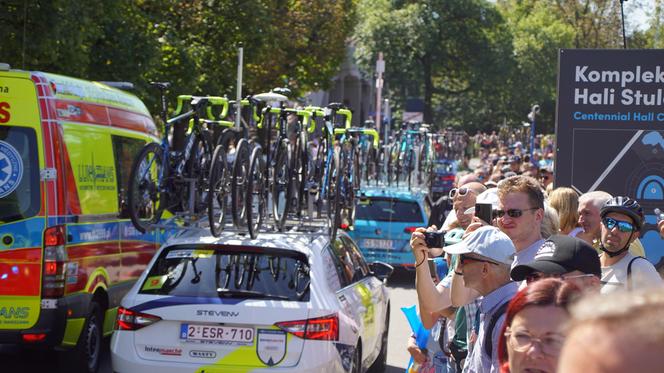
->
[629, 0, 654, 32]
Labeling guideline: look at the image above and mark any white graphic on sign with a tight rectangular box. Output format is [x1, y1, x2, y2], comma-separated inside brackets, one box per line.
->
[0, 141, 23, 198]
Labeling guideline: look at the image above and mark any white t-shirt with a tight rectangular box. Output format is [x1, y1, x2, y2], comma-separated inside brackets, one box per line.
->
[600, 253, 663, 294]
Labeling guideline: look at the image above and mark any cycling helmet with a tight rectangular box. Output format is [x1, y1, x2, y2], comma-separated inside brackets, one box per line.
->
[600, 196, 644, 231]
[444, 228, 465, 246]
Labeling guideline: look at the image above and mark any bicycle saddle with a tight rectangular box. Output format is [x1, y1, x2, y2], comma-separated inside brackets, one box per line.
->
[149, 81, 171, 90]
[254, 92, 288, 102]
[271, 87, 292, 96]
[326, 102, 347, 110]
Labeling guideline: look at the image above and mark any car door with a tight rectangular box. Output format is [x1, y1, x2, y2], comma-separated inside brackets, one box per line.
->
[342, 236, 387, 359]
[327, 237, 371, 351]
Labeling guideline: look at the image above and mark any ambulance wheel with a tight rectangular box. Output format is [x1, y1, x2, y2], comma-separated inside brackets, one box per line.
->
[61, 301, 103, 373]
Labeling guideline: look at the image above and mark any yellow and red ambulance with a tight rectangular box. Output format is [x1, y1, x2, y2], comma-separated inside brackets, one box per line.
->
[0, 63, 170, 372]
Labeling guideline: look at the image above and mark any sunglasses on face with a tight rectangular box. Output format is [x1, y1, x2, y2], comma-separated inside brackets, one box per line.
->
[495, 207, 539, 218]
[449, 187, 470, 199]
[460, 254, 499, 266]
[602, 217, 635, 233]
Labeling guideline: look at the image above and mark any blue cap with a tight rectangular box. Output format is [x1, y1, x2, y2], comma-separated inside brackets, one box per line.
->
[432, 257, 449, 279]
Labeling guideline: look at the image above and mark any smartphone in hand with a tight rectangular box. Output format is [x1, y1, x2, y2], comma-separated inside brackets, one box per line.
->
[475, 203, 493, 224]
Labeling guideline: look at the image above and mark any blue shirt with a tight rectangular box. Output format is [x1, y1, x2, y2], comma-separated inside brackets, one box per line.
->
[511, 238, 545, 269]
[464, 281, 518, 373]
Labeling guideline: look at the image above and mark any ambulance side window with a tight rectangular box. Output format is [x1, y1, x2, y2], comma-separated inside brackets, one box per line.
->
[111, 136, 146, 218]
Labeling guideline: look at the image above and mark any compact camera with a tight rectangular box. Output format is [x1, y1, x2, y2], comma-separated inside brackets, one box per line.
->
[424, 231, 445, 248]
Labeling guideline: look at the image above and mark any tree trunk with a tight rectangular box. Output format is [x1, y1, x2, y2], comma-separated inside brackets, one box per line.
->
[422, 54, 433, 124]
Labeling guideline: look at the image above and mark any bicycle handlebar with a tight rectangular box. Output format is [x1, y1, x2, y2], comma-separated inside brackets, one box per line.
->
[333, 127, 379, 148]
[174, 95, 229, 120]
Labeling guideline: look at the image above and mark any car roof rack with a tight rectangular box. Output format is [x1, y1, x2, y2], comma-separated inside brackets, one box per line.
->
[147, 213, 334, 244]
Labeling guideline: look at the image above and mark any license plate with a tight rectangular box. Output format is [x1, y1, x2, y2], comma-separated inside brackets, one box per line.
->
[180, 324, 254, 345]
[362, 239, 394, 250]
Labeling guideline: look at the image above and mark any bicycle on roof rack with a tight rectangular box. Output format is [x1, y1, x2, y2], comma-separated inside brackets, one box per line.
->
[330, 120, 379, 239]
[206, 94, 265, 237]
[229, 89, 295, 237]
[128, 83, 229, 233]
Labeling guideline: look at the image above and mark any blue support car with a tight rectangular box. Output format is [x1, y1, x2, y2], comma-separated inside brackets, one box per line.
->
[348, 187, 431, 269]
[430, 159, 457, 199]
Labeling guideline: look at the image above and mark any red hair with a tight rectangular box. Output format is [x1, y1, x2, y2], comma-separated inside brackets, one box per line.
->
[497, 278, 580, 373]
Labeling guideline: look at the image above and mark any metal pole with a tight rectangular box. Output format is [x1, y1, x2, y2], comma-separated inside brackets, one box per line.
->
[620, 0, 628, 49]
[528, 104, 539, 162]
[235, 46, 243, 129]
[375, 52, 385, 136]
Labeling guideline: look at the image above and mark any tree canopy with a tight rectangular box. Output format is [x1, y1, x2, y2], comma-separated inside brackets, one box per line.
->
[0, 0, 655, 133]
[1, 0, 356, 113]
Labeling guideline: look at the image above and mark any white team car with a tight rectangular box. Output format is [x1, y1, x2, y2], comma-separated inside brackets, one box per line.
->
[110, 229, 393, 373]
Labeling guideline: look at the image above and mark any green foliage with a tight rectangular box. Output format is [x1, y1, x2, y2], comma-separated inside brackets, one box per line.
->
[354, 0, 518, 130]
[0, 0, 356, 116]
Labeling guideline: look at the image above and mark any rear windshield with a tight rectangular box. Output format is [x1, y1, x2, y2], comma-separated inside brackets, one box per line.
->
[434, 162, 455, 173]
[355, 197, 424, 223]
[139, 245, 310, 302]
[0, 126, 40, 223]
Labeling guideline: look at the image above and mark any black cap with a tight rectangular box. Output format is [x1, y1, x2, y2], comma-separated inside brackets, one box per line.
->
[511, 235, 601, 281]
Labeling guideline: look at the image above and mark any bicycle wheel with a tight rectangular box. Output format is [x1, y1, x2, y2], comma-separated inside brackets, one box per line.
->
[328, 149, 342, 239]
[291, 131, 307, 218]
[407, 148, 415, 190]
[246, 146, 266, 239]
[314, 135, 330, 216]
[395, 146, 403, 188]
[272, 140, 292, 231]
[231, 138, 250, 228]
[352, 146, 361, 193]
[185, 132, 214, 215]
[128, 143, 166, 233]
[331, 149, 345, 239]
[208, 145, 229, 237]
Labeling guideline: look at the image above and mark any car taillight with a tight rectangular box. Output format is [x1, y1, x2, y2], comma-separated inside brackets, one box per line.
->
[22, 333, 47, 343]
[275, 313, 339, 341]
[42, 225, 67, 298]
[404, 226, 418, 233]
[115, 307, 162, 331]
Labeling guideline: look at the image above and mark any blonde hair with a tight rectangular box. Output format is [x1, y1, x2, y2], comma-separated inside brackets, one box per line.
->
[548, 187, 580, 234]
[541, 204, 560, 239]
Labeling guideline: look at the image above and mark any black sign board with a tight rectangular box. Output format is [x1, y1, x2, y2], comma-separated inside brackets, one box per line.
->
[555, 49, 664, 267]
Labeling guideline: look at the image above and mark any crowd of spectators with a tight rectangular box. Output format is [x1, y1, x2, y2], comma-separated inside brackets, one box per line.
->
[405, 131, 664, 373]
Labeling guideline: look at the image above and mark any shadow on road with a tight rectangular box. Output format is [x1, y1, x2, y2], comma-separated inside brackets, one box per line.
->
[386, 268, 416, 289]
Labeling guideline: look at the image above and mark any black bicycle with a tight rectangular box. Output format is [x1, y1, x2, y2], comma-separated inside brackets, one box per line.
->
[128, 89, 228, 233]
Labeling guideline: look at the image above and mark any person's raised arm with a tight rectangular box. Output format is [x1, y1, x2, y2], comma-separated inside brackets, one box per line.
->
[411, 227, 451, 328]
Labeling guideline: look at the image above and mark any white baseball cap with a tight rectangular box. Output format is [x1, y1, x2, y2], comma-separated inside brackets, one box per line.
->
[443, 226, 515, 265]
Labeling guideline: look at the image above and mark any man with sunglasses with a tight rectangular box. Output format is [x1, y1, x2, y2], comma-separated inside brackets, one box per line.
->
[577, 191, 646, 257]
[598, 196, 662, 293]
[444, 226, 517, 373]
[510, 234, 601, 291]
[441, 182, 488, 231]
[496, 175, 546, 268]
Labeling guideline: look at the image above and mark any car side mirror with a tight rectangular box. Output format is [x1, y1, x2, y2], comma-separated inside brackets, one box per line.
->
[369, 261, 394, 282]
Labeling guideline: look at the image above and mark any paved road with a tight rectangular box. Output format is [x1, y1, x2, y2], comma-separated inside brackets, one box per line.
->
[385, 269, 418, 373]
[2, 270, 418, 373]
